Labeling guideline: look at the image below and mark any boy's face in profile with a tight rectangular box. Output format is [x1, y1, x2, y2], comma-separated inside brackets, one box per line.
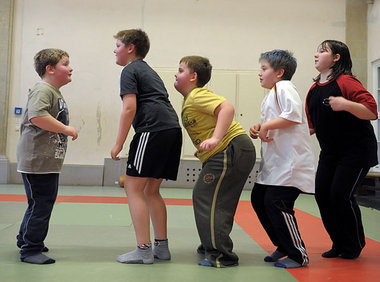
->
[259, 59, 283, 89]
[174, 62, 195, 96]
[50, 56, 72, 87]
[114, 39, 130, 66]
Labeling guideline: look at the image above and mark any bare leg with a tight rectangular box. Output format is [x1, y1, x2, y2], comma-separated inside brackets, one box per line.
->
[144, 178, 166, 239]
[124, 175, 150, 244]
[117, 176, 154, 264]
[143, 178, 171, 260]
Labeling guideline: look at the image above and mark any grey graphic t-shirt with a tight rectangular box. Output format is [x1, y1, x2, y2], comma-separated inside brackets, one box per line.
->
[17, 81, 69, 173]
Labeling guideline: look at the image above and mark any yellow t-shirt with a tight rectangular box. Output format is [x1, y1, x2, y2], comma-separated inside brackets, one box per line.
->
[182, 88, 246, 163]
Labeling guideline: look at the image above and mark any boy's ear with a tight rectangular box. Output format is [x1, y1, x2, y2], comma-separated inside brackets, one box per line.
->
[190, 71, 198, 82]
[276, 69, 285, 79]
[127, 43, 135, 54]
[45, 65, 54, 75]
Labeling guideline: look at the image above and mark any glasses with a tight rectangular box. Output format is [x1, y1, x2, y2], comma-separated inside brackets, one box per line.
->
[322, 98, 330, 107]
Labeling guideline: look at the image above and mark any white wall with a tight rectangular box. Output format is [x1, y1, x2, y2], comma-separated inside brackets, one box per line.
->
[368, 0, 380, 88]
[367, 0, 380, 161]
[7, 0, 346, 165]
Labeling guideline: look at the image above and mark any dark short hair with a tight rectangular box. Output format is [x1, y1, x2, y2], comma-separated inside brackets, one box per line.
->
[313, 40, 353, 82]
[34, 48, 69, 78]
[114, 29, 150, 58]
[180, 56, 212, 87]
[259, 49, 297, 80]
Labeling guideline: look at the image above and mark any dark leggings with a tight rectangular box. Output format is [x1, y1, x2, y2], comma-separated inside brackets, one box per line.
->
[315, 158, 368, 254]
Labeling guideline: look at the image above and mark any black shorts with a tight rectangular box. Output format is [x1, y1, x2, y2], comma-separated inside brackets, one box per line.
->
[126, 128, 182, 180]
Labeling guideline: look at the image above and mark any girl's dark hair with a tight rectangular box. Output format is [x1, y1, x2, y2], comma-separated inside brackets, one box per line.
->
[314, 40, 353, 82]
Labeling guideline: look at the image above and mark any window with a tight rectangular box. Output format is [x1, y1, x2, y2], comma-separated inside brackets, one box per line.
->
[372, 59, 380, 171]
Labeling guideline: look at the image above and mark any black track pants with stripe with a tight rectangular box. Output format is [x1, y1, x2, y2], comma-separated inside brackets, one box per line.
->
[251, 183, 309, 266]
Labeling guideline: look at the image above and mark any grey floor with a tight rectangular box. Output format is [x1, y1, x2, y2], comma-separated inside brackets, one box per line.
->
[1, 184, 380, 282]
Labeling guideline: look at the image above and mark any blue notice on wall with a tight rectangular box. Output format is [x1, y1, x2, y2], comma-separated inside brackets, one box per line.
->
[14, 107, 22, 115]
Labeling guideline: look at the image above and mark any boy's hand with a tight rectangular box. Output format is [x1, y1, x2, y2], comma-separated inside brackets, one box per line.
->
[30, 116, 78, 140]
[249, 123, 261, 139]
[64, 126, 78, 140]
[111, 144, 122, 161]
[194, 150, 199, 158]
[258, 123, 273, 143]
[200, 137, 220, 152]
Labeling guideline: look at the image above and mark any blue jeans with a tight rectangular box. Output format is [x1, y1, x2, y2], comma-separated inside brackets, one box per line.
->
[17, 173, 59, 258]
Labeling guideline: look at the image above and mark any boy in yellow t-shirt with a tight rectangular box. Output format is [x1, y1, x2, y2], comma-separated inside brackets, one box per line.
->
[174, 56, 256, 268]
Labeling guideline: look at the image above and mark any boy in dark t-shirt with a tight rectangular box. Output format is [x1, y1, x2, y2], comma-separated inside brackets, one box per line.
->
[111, 29, 182, 264]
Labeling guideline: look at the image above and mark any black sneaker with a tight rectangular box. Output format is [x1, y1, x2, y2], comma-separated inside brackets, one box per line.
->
[340, 251, 361, 259]
[322, 248, 341, 258]
[197, 244, 205, 255]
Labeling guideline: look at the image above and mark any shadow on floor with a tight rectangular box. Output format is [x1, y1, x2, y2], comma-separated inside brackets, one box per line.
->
[356, 182, 380, 211]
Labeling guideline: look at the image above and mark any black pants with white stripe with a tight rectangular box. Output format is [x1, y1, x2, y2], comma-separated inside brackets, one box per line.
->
[251, 183, 309, 265]
[315, 157, 367, 256]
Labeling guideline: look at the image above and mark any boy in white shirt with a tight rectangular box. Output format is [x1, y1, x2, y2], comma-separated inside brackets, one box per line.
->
[250, 49, 315, 268]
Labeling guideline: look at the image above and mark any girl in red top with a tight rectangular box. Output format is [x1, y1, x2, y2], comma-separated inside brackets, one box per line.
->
[306, 40, 378, 259]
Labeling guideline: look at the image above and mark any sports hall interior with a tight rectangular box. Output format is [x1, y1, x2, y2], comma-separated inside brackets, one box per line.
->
[1, 0, 380, 281]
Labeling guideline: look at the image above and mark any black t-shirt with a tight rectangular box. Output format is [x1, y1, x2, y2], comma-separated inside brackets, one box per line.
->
[120, 59, 180, 133]
[306, 74, 378, 167]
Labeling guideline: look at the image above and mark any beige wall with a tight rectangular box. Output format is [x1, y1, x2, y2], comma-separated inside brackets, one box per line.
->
[6, 0, 347, 166]
[0, 0, 13, 155]
[346, 0, 368, 86]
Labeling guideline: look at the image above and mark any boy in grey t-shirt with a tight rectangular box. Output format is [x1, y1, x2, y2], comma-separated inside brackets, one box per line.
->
[16, 48, 78, 264]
